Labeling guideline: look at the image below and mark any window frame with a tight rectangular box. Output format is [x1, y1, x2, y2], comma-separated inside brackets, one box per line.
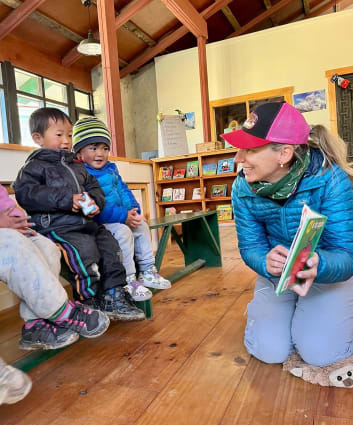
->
[0, 61, 94, 146]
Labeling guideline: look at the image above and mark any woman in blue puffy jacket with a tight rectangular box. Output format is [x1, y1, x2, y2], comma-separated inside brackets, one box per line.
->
[222, 101, 353, 367]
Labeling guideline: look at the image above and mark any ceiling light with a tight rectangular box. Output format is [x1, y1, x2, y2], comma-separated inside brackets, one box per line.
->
[77, 1, 101, 56]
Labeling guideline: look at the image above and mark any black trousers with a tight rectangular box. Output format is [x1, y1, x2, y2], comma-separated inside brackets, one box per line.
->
[46, 222, 126, 300]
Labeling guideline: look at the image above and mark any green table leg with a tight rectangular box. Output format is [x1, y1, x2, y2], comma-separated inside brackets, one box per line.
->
[182, 214, 222, 267]
[155, 225, 172, 271]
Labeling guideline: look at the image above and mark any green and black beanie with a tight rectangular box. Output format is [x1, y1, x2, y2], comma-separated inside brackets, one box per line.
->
[72, 116, 111, 154]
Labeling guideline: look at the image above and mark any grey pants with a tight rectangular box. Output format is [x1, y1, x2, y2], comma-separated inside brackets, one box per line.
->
[104, 221, 155, 276]
[0, 229, 67, 321]
[245, 275, 353, 366]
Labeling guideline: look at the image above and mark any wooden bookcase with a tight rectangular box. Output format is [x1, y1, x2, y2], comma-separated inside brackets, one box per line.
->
[152, 148, 238, 223]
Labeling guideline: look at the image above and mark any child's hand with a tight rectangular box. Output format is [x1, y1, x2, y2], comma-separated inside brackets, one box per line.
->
[266, 245, 288, 276]
[72, 193, 85, 212]
[0, 207, 35, 234]
[87, 203, 100, 218]
[291, 253, 319, 297]
[126, 208, 140, 228]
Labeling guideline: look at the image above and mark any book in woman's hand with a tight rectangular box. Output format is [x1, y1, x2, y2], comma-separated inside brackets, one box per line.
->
[276, 204, 327, 296]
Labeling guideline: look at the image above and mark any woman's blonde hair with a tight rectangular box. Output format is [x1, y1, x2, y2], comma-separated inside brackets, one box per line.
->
[270, 125, 353, 176]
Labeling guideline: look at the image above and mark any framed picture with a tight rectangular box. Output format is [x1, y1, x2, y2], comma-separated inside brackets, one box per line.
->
[211, 184, 227, 198]
[159, 165, 173, 180]
[217, 158, 234, 174]
[173, 188, 186, 201]
[186, 160, 199, 178]
[173, 168, 186, 179]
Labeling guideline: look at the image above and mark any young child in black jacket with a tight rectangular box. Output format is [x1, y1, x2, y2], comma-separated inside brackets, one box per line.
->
[14, 107, 145, 321]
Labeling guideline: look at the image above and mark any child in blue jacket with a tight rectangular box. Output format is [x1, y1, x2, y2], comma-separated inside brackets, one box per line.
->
[73, 117, 171, 301]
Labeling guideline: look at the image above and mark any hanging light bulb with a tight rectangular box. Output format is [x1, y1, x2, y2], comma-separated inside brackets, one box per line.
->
[77, 1, 101, 56]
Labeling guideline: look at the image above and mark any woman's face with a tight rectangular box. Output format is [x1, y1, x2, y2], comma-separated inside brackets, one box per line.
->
[235, 145, 290, 183]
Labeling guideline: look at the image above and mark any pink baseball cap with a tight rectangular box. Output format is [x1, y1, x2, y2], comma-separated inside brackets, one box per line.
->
[221, 102, 310, 149]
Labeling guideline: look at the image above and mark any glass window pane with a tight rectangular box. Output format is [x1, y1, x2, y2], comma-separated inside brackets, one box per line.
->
[75, 90, 90, 110]
[0, 89, 9, 143]
[17, 95, 43, 147]
[78, 111, 93, 119]
[46, 102, 69, 115]
[44, 79, 67, 103]
[15, 69, 42, 96]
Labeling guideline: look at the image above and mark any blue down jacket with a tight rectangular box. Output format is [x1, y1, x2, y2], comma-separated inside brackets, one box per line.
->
[85, 161, 140, 224]
[231, 148, 353, 283]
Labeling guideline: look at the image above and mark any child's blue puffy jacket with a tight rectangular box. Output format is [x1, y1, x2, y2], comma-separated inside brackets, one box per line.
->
[85, 161, 140, 224]
[231, 148, 353, 284]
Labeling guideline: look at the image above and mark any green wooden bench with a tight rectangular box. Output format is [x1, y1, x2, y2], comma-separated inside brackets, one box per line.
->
[13, 210, 222, 372]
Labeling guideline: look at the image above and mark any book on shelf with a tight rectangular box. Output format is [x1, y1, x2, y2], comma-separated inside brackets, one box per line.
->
[159, 165, 173, 180]
[173, 188, 186, 201]
[202, 163, 217, 176]
[276, 204, 327, 296]
[161, 187, 173, 202]
[217, 157, 235, 174]
[192, 187, 206, 200]
[216, 204, 232, 221]
[165, 207, 177, 216]
[180, 209, 193, 213]
[211, 184, 227, 197]
[186, 160, 199, 178]
[173, 168, 186, 179]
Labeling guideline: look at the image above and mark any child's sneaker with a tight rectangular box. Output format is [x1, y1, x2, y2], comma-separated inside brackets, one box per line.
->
[97, 286, 146, 321]
[19, 320, 79, 350]
[125, 274, 152, 301]
[0, 358, 32, 405]
[138, 266, 171, 290]
[54, 301, 110, 338]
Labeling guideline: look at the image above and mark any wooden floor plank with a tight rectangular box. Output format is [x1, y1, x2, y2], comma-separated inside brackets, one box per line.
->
[133, 290, 253, 425]
[315, 417, 353, 425]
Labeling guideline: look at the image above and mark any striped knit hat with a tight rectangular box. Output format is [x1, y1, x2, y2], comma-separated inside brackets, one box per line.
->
[72, 116, 111, 154]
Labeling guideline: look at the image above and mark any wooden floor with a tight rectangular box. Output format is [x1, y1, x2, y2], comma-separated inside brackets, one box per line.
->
[1, 227, 353, 425]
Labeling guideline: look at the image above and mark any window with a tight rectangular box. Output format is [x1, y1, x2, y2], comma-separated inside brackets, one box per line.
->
[210, 87, 293, 142]
[0, 61, 94, 146]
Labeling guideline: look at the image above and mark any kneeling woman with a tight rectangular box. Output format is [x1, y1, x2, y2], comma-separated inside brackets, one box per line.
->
[222, 102, 353, 367]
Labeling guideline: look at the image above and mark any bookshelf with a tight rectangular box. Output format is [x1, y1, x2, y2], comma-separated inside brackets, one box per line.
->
[152, 148, 238, 223]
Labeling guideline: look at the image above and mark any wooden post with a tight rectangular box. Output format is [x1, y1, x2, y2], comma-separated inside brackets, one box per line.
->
[97, 0, 125, 157]
[197, 36, 211, 143]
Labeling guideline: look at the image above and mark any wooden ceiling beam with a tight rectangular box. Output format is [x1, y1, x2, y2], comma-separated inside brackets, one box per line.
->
[302, 0, 310, 15]
[262, 0, 277, 26]
[0, 0, 46, 40]
[122, 20, 155, 46]
[120, 0, 231, 78]
[227, 0, 293, 38]
[160, 0, 208, 38]
[115, 0, 153, 28]
[221, 6, 240, 31]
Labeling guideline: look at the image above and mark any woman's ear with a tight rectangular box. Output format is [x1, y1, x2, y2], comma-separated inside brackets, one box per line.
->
[280, 145, 295, 166]
[31, 132, 43, 147]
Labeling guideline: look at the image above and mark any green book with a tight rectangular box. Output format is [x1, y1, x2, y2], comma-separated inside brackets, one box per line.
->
[186, 160, 199, 178]
[276, 205, 327, 296]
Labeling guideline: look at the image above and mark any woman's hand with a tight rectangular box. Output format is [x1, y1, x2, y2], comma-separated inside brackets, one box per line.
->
[266, 245, 289, 276]
[291, 253, 319, 297]
[0, 207, 35, 235]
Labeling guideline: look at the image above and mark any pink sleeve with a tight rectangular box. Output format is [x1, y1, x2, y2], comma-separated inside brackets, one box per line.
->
[0, 185, 25, 217]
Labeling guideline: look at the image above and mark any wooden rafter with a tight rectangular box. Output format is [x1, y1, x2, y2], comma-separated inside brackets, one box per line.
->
[115, 0, 153, 28]
[262, 0, 277, 26]
[123, 20, 155, 46]
[302, 0, 310, 15]
[0, 0, 46, 40]
[227, 0, 292, 38]
[120, 0, 231, 78]
[197, 36, 211, 142]
[221, 6, 240, 31]
[160, 0, 207, 38]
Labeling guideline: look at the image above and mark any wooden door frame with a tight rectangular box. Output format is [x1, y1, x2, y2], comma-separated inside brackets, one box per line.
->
[209, 86, 293, 141]
[325, 65, 353, 136]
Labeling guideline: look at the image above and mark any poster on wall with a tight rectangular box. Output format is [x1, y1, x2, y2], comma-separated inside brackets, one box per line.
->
[158, 114, 189, 157]
[185, 112, 195, 130]
[293, 90, 326, 112]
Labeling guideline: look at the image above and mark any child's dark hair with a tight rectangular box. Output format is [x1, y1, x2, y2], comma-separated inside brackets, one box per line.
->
[29, 107, 72, 136]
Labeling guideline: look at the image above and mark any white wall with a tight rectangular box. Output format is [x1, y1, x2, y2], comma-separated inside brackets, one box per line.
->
[155, 9, 353, 152]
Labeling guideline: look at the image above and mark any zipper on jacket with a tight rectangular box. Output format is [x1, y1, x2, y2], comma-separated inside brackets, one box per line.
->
[61, 154, 86, 224]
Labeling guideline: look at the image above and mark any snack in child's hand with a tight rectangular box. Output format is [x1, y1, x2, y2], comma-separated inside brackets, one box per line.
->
[78, 193, 96, 215]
